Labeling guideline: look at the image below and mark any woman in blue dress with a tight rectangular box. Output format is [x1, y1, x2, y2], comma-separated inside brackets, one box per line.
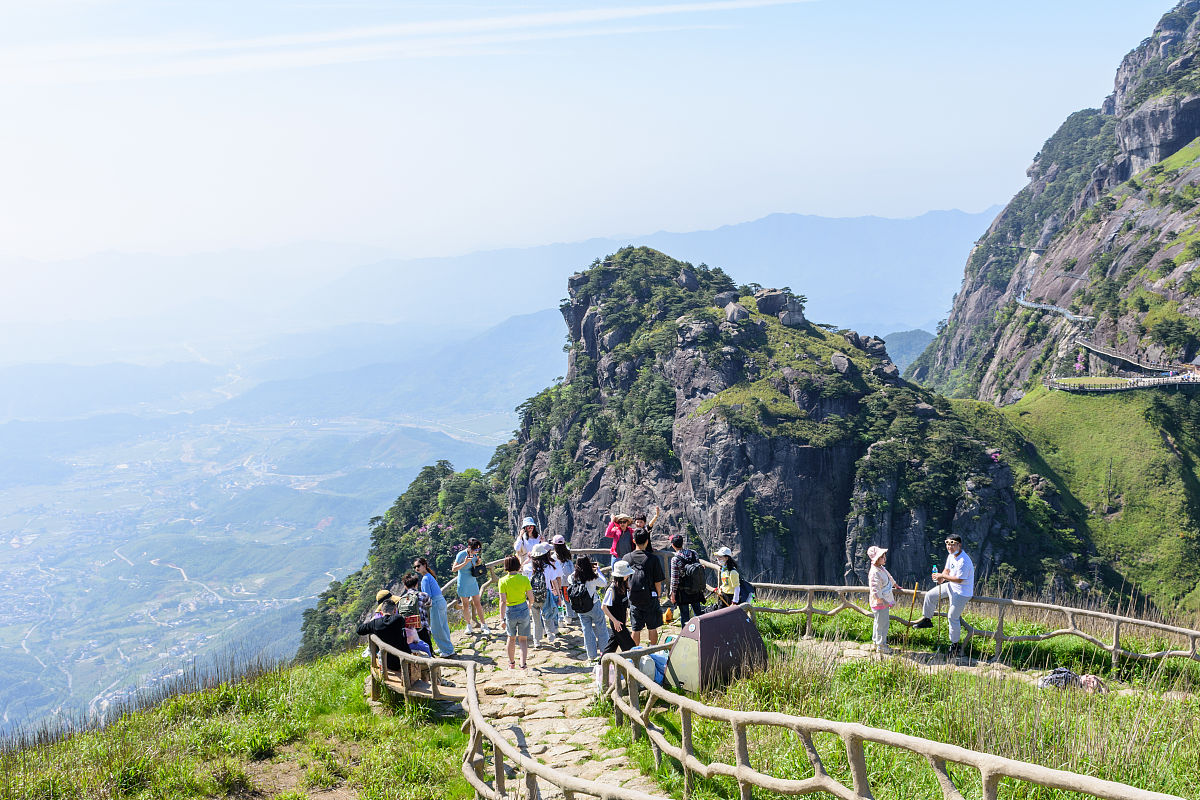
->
[413, 557, 455, 658]
[452, 538, 491, 636]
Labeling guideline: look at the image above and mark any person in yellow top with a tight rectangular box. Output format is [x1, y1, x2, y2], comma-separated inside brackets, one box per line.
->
[708, 546, 742, 606]
[497, 554, 535, 669]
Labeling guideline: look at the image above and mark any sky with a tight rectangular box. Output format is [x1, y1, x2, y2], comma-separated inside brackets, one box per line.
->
[0, 0, 1175, 263]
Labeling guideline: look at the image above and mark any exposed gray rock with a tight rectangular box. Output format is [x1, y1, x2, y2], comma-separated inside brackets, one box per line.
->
[676, 268, 700, 291]
[725, 302, 749, 323]
[913, 402, 936, 418]
[754, 288, 789, 315]
[714, 290, 740, 307]
[830, 352, 856, 376]
[779, 297, 806, 327]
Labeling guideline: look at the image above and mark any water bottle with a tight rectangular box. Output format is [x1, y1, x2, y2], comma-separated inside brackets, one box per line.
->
[931, 561, 940, 580]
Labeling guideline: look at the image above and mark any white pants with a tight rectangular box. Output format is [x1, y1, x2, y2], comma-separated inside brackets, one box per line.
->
[923, 583, 969, 643]
[872, 607, 890, 648]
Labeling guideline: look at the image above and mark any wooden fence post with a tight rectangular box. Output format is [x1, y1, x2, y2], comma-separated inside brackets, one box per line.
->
[628, 671, 642, 742]
[732, 722, 753, 800]
[992, 604, 1005, 663]
[1112, 621, 1121, 670]
[844, 734, 873, 799]
[804, 589, 815, 639]
[680, 706, 695, 799]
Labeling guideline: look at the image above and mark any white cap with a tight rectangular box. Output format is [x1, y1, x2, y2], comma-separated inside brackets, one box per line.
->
[715, 546, 734, 558]
[611, 560, 634, 578]
[531, 542, 553, 557]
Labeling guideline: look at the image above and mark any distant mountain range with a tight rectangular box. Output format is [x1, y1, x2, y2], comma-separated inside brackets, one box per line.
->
[0, 208, 995, 366]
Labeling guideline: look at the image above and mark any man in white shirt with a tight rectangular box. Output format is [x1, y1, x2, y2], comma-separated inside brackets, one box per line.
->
[913, 533, 975, 657]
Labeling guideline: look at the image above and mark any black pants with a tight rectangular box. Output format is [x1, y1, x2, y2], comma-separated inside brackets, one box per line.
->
[602, 623, 636, 654]
[677, 597, 706, 623]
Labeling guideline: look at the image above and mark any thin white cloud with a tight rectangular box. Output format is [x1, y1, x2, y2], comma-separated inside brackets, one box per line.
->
[0, 0, 810, 83]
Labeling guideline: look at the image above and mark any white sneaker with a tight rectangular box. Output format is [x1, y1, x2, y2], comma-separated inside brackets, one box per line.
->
[465, 624, 475, 635]
[481, 625, 493, 636]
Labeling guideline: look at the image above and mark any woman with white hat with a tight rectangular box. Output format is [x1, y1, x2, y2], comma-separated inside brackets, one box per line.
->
[600, 560, 637, 654]
[708, 546, 741, 607]
[514, 516, 542, 565]
[523, 541, 560, 647]
[867, 545, 896, 654]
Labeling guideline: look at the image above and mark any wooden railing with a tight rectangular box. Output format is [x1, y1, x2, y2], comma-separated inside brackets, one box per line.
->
[602, 647, 1186, 800]
[365, 573, 1195, 800]
[367, 635, 670, 799]
[747, 583, 1200, 668]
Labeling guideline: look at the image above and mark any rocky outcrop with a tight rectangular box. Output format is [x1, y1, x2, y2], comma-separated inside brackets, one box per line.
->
[506, 247, 1061, 591]
[910, 1, 1200, 403]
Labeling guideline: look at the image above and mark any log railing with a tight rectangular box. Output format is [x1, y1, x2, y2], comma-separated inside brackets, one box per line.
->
[365, 575, 1194, 800]
[602, 647, 1186, 800]
[367, 635, 669, 799]
[745, 582, 1200, 668]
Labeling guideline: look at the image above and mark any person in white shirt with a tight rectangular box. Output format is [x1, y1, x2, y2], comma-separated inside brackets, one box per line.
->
[522, 542, 561, 647]
[913, 533, 975, 657]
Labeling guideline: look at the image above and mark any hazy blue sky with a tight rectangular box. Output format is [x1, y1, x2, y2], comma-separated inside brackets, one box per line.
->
[0, 0, 1173, 261]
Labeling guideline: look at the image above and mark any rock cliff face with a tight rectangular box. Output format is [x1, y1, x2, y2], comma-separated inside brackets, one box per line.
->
[505, 247, 1084, 592]
[910, 1, 1200, 403]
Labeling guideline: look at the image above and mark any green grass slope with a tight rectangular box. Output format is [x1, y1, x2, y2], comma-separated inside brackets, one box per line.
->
[0, 651, 470, 800]
[985, 386, 1200, 612]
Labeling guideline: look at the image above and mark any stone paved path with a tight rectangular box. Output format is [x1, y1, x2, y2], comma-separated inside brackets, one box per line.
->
[444, 610, 664, 798]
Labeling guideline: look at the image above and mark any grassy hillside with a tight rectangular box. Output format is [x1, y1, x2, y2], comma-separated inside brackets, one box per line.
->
[962, 386, 1200, 612]
[0, 651, 470, 800]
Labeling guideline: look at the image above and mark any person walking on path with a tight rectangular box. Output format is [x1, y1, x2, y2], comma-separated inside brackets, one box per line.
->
[668, 534, 707, 624]
[566, 554, 610, 661]
[867, 545, 896, 654]
[551, 535, 573, 626]
[451, 538, 491, 636]
[601, 560, 637, 654]
[498, 555, 534, 669]
[524, 542, 561, 647]
[709, 546, 742, 607]
[413, 557, 455, 658]
[626, 530, 665, 646]
[603, 513, 635, 564]
[514, 517, 542, 565]
[913, 533, 975, 657]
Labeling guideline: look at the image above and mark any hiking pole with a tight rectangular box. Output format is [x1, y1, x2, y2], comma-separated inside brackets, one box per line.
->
[904, 582, 919, 648]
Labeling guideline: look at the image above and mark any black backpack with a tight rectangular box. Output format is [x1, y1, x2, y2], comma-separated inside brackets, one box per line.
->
[567, 577, 594, 613]
[739, 576, 755, 603]
[530, 568, 548, 604]
[629, 556, 654, 604]
[680, 553, 707, 598]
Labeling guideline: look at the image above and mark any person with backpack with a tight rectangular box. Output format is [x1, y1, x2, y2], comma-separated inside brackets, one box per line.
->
[668, 534, 707, 623]
[451, 538, 491, 636]
[356, 596, 413, 669]
[626, 529, 665, 645]
[413, 557, 455, 658]
[867, 545, 897, 655]
[709, 546, 750, 607]
[498, 555, 534, 669]
[601, 560, 637, 654]
[550, 535, 573, 626]
[394, 573, 434, 653]
[514, 516, 542, 565]
[523, 542, 560, 647]
[566, 554, 609, 661]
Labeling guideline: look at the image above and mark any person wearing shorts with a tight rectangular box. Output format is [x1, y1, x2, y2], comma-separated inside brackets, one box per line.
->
[498, 555, 534, 669]
[626, 530, 665, 645]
